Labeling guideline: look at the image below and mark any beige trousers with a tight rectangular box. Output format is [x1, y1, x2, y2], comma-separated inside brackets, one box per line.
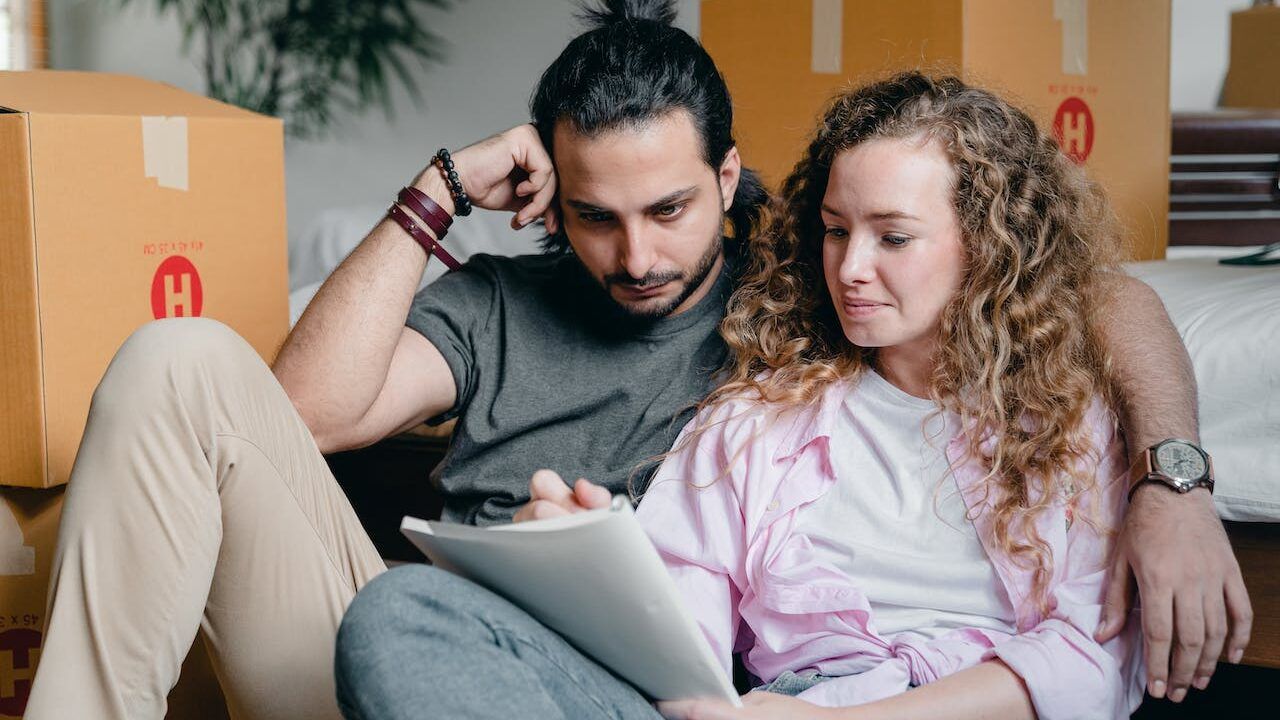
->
[26, 319, 387, 720]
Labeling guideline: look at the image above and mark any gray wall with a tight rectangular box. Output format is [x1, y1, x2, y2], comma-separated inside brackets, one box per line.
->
[47, 0, 1243, 244]
[48, 0, 698, 247]
[1170, 0, 1253, 111]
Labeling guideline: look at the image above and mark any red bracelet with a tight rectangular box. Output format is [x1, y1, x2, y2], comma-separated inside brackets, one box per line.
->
[399, 186, 453, 238]
[386, 204, 462, 270]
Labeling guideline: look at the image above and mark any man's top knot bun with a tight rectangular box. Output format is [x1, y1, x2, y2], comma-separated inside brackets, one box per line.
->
[578, 0, 678, 30]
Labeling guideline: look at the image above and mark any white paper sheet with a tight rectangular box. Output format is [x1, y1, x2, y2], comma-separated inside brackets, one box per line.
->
[400, 497, 741, 705]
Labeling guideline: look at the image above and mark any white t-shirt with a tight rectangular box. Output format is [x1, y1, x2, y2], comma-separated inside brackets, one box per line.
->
[794, 370, 1017, 640]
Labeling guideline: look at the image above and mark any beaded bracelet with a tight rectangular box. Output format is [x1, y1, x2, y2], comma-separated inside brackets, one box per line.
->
[433, 148, 473, 216]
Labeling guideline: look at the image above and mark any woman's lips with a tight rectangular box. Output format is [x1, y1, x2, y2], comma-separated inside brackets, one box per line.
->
[841, 298, 887, 318]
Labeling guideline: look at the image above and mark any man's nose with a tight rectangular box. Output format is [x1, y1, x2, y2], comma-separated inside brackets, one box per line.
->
[618, 221, 658, 280]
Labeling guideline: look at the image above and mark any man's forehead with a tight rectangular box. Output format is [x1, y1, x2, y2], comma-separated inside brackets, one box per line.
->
[553, 111, 715, 208]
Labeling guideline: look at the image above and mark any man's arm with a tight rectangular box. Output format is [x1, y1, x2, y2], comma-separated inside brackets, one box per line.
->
[1092, 274, 1252, 703]
[273, 124, 560, 454]
[272, 169, 458, 454]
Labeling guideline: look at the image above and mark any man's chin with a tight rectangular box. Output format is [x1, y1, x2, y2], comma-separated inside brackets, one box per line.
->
[611, 288, 683, 320]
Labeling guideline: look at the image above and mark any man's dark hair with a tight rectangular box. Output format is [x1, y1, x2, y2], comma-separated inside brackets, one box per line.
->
[530, 0, 769, 253]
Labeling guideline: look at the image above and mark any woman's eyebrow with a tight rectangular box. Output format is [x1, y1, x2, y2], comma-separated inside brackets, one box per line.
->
[868, 210, 922, 221]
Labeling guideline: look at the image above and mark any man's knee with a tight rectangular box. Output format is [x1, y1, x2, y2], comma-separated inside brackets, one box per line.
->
[95, 318, 266, 402]
[117, 318, 256, 371]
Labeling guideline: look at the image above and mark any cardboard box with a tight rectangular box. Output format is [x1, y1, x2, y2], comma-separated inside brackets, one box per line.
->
[702, 0, 1172, 260]
[1222, 4, 1280, 110]
[0, 488, 228, 718]
[0, 488, 59, 718]
[0, 71, 289, 489]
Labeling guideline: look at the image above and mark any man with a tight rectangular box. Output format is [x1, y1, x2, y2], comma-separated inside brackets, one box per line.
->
[28, 1, 1248, 718]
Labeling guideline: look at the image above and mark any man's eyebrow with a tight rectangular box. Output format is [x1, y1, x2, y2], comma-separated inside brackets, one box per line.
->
[564, 198, 610, 212]
[564, 186, 700, 214]
[645, 186, 699, 212]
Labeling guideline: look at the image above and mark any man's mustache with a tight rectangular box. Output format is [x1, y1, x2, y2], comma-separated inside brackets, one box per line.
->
[604, 270, 684, 289]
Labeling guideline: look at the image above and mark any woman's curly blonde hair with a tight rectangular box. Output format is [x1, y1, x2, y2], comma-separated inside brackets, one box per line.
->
[701, 71, 1123, 603]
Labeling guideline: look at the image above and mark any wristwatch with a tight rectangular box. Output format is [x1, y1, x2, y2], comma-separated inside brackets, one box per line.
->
[1128, 439, 1215, 500]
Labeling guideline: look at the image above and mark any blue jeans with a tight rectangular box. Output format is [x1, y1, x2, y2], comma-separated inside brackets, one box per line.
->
[335, 564, 666, 719]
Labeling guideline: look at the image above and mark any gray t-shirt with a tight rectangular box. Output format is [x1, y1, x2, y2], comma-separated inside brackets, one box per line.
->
[405, 252, 732, 525]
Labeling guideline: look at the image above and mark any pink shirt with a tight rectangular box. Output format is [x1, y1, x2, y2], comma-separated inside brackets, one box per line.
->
[635, 377, 1145, 720]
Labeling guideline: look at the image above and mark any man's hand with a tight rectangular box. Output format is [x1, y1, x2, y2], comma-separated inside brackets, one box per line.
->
[512, 469, 612, 523]
[415, 124, 561, 232]
[1095, 485, 1252, 703]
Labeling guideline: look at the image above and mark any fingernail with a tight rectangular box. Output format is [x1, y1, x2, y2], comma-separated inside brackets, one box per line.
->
[1151, 679, 1166, 698]
[1230, 649, 1244, 664]
[1193, 676, 1210, 691]
[1170, 687, 1187, 703]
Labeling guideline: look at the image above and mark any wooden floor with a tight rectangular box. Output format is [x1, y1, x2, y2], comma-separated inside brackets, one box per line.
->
[1132, 662, 1278, 719]
[1227, 521, 1280, 670]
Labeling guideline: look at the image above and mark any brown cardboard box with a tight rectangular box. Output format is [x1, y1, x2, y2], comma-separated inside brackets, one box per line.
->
[702, 0, 1172, 260]
[0, 488, 59, 718]
[1222, 4, 1280, 110]
[0, 488, 229, 718]
[0, 71, 289, 489]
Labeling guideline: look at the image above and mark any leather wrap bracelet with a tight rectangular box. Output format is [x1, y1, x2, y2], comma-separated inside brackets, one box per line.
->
[386, 203, 462, 270]
[399, 186, 452, 239]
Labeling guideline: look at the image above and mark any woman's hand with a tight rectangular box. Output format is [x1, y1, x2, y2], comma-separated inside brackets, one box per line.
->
[658, 693, 839, 720]
[511, 469, 611, 523]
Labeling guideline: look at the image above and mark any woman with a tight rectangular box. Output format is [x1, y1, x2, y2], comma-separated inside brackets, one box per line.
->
[641, 72, 1144, 720]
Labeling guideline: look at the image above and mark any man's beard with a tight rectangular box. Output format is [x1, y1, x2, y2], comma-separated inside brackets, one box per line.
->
[600, 224, 725, 321]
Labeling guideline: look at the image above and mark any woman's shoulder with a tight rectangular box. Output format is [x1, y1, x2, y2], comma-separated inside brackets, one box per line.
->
[680, 390, 780, 448]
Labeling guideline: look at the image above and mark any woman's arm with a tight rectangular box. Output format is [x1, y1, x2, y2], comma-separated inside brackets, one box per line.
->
[843, 660, 1033, 720]
[635, 404, 759, 676]
[658, 661, 1033, 720]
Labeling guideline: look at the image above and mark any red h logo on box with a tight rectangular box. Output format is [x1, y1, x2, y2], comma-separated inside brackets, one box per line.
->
[1052, 97, 1095, 164]
[150, 256, 204, 319]
[0, 628, 41, 717]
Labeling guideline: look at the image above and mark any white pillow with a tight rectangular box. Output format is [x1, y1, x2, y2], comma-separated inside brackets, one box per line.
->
[287, 204, 546, 324]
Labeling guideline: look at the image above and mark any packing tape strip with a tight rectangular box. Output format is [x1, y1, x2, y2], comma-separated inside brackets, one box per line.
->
[141, 115, 190, 192]
[1054, 0, 1088, 76]
[811, 0, 843, 75]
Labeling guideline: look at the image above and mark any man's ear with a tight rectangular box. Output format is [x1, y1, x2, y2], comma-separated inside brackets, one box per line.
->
[718, 146, 742, 212]
[545, 194, 561, 235]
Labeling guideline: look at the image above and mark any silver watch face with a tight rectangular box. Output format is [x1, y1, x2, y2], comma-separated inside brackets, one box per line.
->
[1155, 442, 1207, 482]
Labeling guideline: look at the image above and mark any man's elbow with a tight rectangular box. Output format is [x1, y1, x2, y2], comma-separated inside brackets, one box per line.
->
[271, 367, 344, 454]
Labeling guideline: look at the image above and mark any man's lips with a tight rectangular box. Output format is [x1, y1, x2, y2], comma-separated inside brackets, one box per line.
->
[616, 281, 672, 299]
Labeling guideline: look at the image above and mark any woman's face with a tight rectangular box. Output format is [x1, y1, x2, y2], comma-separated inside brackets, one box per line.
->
[821, 137, 965, 357]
